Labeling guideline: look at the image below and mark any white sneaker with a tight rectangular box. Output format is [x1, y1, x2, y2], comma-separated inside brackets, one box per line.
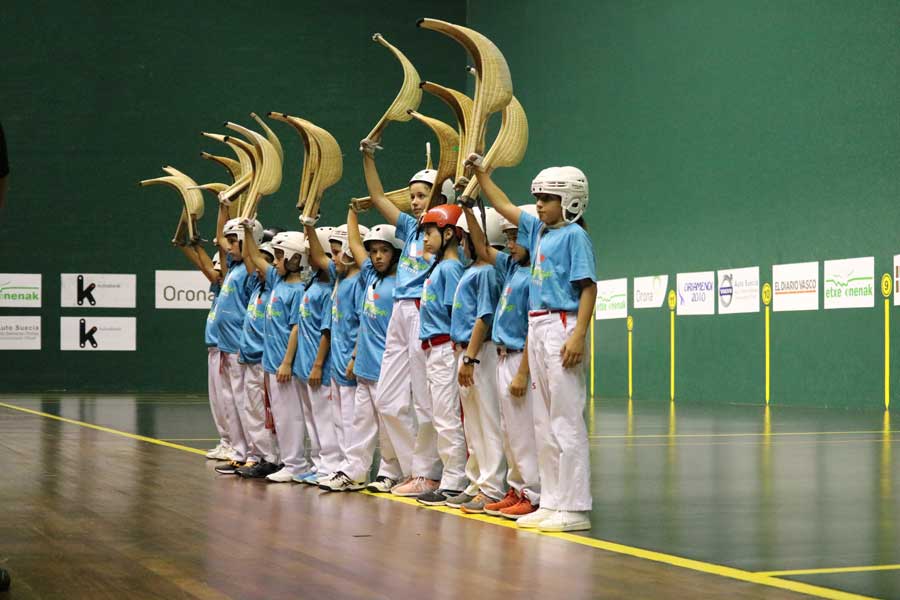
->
[266, 467, 295, 483]
[205, 443, 231, 461]
[320, 471, 365, 492]
[365, 476, 399, 493]
[516, 508, 557, 529]
[538, 511, 591, 532]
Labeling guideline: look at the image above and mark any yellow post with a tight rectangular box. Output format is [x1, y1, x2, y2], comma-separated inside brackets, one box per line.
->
[626, 315, 634, 400]
[590, 318, 595, 399]
[762, 283, 772, 405]
[881, 274, 892, 410]
[667, 290, 676, 403]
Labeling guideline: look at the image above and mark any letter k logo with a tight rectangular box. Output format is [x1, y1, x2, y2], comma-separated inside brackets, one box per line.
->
[79, 319, 98, 348]
[77, 275, 96, 306]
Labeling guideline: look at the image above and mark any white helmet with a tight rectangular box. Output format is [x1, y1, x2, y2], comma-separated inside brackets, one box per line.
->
[223, 218, 264, 244]
[456, 207, 505, 248]
[329, 224, 369, 263]
[497, 204, 538, 231]
[271, 231, 308, 264]
[211, 252, 222, 271]
[410, 169, 456, 204]
[530, 166, 589, 223]
[315, 226, 335, 257]
[258, 242, 275, 259]
[363, 224, 403, 251]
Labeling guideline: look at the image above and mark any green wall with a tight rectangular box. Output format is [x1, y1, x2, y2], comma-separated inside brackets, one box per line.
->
[1, 0, 466, 392]
[467, 1, 900, 408]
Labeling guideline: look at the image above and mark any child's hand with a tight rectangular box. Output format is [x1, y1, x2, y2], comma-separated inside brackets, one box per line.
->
[345, 359, 356, 382]
[464, 153, 484, 172]
[359, 138, 383, 155]
[561, 334, 585, 368]
[458, 362, 475, 388]
[309, 365, 323, 388]
[276, 362, 292, 383]
[509, 372, 528, 397]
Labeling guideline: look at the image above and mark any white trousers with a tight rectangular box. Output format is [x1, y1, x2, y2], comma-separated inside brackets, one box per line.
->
[425, 343, 467, 490]
[218, 351, 250, 461]
[374, 300, 439, 479]
[299, 381, 342, 474]
[342, 377, 403, 483]
[528, 313, 592, 511]
[265, 373, 311, 475]
[458, 342, 506, 499]
[496, 351, 541, 504]
[331, 381, 356, 464]
[207, 347, 229, 443]
[242, 362, 279, 464]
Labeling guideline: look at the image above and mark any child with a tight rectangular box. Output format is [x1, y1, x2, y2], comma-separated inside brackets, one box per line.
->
[360, 139, 455, 490]
[465, 205, 542, 520]
[212, 207, 265, 475]
[471, 158, 597, 532]
[320, 208, 404, 492]
[294, 225, 341, 484]
[234, 241, 282, 478]
[305, 224, 369, 478]
[245, 228, 312, 483]
[428, 207, 505, 512]
[397, 203, 467, 500]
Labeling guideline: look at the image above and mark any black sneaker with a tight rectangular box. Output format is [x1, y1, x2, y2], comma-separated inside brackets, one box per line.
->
[238, 461, 281, 479]
[215, 460, 244, 475]
[416, 488, 462, 506]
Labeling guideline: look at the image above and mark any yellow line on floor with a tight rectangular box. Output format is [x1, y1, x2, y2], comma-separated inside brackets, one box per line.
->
[0, 400, 875, 600]
[590, 438, 894, 448]
[0, 402, 208, 457]
[759, 564, 900, 577]
[590, 429, 897, 440]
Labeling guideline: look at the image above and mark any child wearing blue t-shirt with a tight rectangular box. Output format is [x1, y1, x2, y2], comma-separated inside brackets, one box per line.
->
[247, 229, 312, 483]
[320, 208, 406, 493]
[294, 226, 341, 484]
[359, 141, 455, 493]
[463, 205, 542, 521]
[472, 157, 597, 533]
[393, 204, 467, 500]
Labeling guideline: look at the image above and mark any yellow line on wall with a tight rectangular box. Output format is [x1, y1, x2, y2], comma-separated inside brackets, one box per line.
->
[759, 564, 900, 577]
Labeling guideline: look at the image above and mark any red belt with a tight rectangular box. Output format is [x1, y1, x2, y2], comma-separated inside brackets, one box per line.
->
[422, 334, 451, 350]
[414, 298, 421, 310]
[528, 309, 569, 327]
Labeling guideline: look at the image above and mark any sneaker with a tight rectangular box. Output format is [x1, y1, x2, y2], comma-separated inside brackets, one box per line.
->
[291, 470, 318, 484]
[214, 460, 244, 475]
[538, 510, 591, 532]
[238, 461, 281, 479]
[205, 443, 231, 461]
[444, 492, 476, 509]
[515, 507, 556, 529]
[320, 471, 366, 492]
[484, 488, 519, 516]
[366, 476, 398, 493]
[500, 495, 538, 520]
[299, 472, 321, 485]
[391, 477, 439, 497]
[460, 492, 500, 514]
[266, 466, 295, 483]
[416, 488, 462, 506]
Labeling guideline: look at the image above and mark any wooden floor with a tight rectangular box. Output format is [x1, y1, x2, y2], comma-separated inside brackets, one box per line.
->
[0, 395, 896, 599]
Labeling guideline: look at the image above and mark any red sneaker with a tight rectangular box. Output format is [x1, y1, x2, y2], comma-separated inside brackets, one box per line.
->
[484, 488, 519, 516]
[499, 495, 538, 520]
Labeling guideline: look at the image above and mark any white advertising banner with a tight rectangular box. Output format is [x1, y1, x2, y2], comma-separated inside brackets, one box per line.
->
[0, 317, 41, 350]
[155, 270, 215, 309]
[717, 266, 760, 314]
[772, 261, 819, 312]
[894, 255, 900, 307]
[0, 274, 42, 308]
[676, 271, 715, 316]
[823, 257, 874, 310]
[595, 278, 628, 320]
[60, 317, 136, 351]
[633, 275, 669, 309]
[60, 274, 136, 308]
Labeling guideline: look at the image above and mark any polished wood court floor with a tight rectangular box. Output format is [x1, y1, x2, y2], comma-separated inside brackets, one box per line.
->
[0, 394, 897, 599]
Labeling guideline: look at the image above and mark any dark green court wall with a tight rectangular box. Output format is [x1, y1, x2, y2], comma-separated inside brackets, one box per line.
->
[467, 1, 900, 408]
[0, 1, 466, 392]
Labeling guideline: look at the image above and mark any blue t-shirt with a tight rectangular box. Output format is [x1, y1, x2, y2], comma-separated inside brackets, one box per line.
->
[262, 267, 305, 374]
[491, 252, 530, 350]
[327, 263, 363, 387]
[419, 258, 464, 341]
[239, 274, 272, 364]
[204, 282, 221, 348]
[293, 277, 333, 383]
[393, 212, 433, 300]
[518, 212, 596, 312]
[354, 260, 397, 381]
[450, 264, 499, 344]
[213, 261, 254, 353]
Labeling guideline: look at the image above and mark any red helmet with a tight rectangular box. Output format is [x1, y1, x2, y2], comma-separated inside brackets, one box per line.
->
[420, 204, 463, 230]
